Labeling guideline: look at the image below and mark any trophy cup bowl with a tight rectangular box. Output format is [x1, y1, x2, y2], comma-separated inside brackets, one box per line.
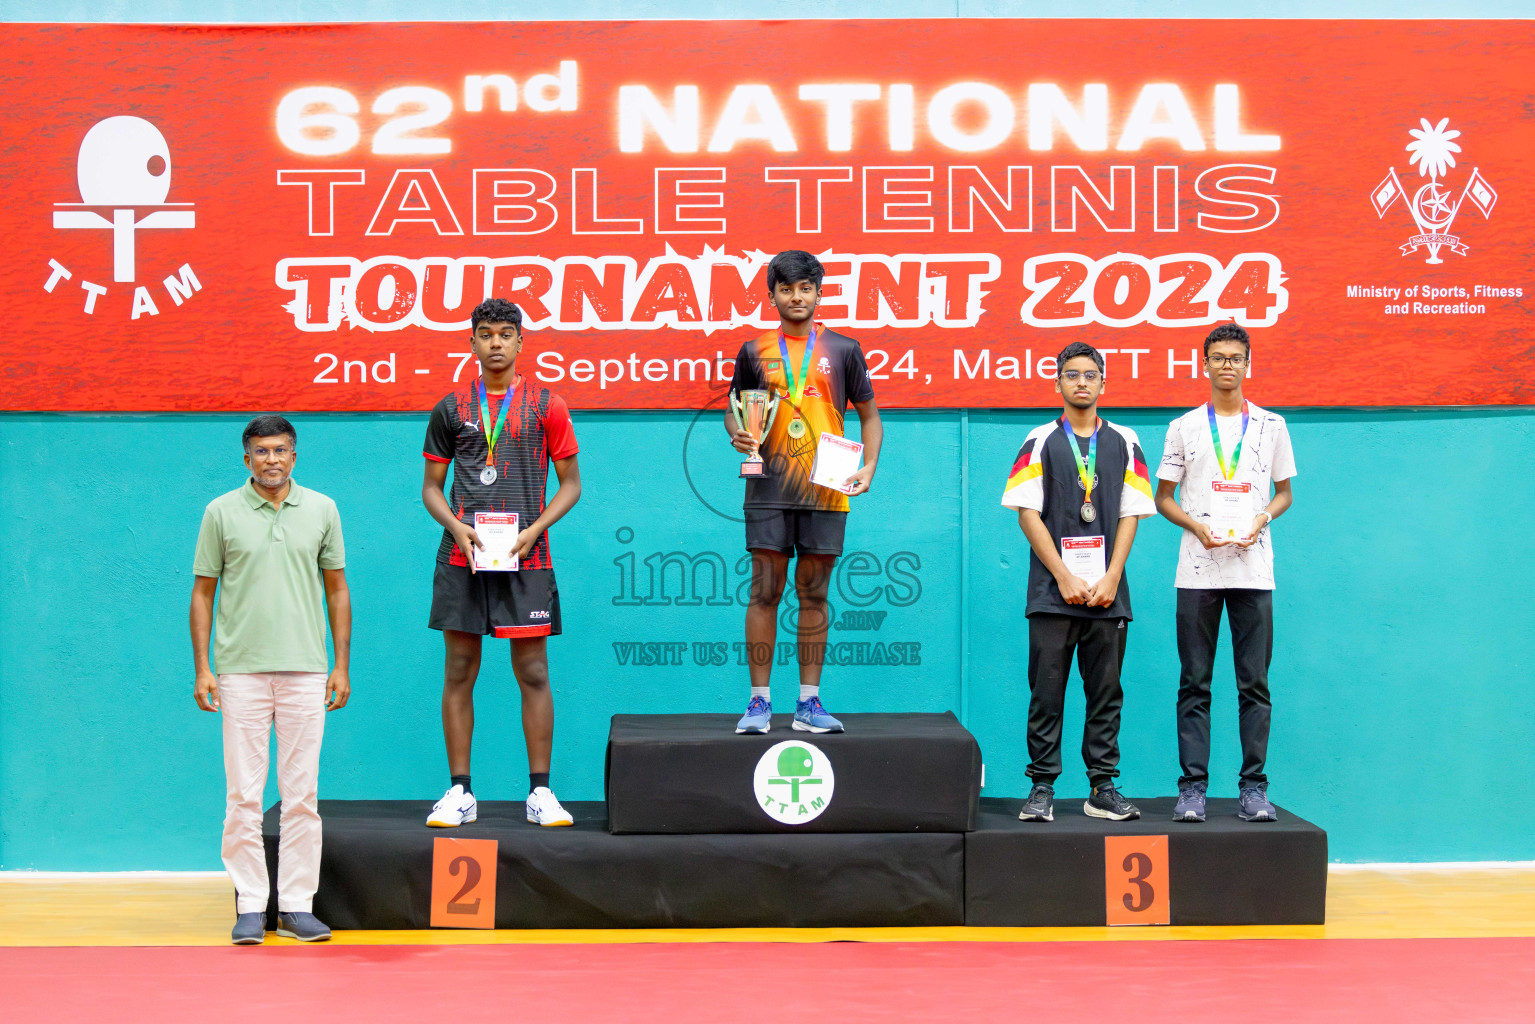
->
[729, 388, 781, 478]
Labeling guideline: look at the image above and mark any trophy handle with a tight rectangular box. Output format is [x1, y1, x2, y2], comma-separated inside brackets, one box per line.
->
[763, 392, 783, 435]
[728, 389, 744, 425]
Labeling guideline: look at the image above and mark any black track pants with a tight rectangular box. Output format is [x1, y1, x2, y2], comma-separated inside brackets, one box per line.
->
[1026, 613, 1128, 789]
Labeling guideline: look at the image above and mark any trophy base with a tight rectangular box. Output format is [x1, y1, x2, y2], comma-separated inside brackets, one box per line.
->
[739, 460, 767, 478]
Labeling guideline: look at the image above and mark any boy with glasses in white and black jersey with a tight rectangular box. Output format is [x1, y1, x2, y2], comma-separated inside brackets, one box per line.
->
[1155, 324, 1296, 824]
[1001, 342, 1157, 823]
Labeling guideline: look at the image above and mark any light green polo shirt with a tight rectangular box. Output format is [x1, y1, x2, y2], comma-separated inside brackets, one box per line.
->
[193, 480, 345, 674]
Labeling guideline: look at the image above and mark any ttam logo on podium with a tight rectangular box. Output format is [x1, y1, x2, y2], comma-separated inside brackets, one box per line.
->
[45, 115, 202, 320]
[753, 740, 835, 824]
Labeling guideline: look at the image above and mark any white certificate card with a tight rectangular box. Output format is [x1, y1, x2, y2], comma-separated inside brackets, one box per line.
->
[1060, 536, 1106, 585]
[811, 432, 864, 494]
[472, 511, 520, 571]
[1209, 480, 1253, 541]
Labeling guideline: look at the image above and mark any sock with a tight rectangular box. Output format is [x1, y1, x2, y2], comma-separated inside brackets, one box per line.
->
[451, 774, 472, 796]
[530, 772, 550, 793]
[799, 684, 818, 700]
[750, 686, 770, 701]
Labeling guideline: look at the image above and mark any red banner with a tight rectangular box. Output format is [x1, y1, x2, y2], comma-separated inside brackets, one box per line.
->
[3, 21, 1531, 410]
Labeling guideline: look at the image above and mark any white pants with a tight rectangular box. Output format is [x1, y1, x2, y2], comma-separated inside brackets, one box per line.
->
[219, 671, 327, 914]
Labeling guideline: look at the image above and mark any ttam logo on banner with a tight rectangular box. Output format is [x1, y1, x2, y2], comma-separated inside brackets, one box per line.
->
[45, 115, 201, 319]
[1370, 118, 1498, 264]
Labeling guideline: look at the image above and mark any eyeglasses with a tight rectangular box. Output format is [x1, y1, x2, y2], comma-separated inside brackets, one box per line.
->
[1061, 370, 1102, 383]
[250, 446, 292, 460]
[1207, 354, 1249, 368]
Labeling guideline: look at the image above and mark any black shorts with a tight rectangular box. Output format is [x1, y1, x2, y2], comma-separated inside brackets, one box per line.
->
[429, 562, 562, 638]
[744, 508, 847, 557]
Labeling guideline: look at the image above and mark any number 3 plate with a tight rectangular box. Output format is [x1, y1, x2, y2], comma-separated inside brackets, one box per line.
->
[431, 836, 498, 928]
[1104, 835, 1170, 926]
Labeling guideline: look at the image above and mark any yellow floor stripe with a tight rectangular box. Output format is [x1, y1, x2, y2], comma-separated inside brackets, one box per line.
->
[2, 869, 1533, 947]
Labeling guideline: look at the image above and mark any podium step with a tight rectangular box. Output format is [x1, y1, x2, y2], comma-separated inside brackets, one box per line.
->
[604, 712, 982, 834]
[964, 796, 1328, 926]
[262, 800, 963, 929]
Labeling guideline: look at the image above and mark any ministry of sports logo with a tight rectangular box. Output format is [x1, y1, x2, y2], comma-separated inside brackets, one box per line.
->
[753, 740, 835, 824]
[1370, 118, 1498, 264]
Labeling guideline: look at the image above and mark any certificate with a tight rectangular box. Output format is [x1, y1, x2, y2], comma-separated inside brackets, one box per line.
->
[472, 511, 520, 572]
[1209, 480, 1253, 541]
[810, 431, 864, 494]
[1060, 536, 1106, 585]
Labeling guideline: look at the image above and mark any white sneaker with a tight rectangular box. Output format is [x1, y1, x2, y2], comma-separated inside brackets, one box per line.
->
[426, 784, 477, 827]
[525, 787, 574, 826]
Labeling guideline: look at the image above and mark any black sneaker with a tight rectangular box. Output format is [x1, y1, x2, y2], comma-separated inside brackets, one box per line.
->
[1018, 783, 1055, 822]
[1237, 784, 1278, 822]
[1084, 785, 1141, 821]
[276, 911, 333, 942]
[231, 912, 265, 945]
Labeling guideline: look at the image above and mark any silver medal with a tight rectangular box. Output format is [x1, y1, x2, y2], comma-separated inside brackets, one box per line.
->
[1080, 501, 1096, 523]
[479, 466, 497, 485]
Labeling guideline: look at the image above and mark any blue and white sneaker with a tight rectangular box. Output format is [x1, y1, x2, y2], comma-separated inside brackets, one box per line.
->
[426, 784, 477, 827]
[526, 786, 574, 826]
[793, 695, 844, 733]
[1237, 783, 1278, 822]
[735, 695, 771, 734]
[1173, 781, 1207, 823]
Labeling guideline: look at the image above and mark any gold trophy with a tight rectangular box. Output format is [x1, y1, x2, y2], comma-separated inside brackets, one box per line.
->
[729, 388, 781, 478]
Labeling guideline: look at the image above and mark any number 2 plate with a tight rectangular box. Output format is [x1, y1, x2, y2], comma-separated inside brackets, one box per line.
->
[431, 836, 498, 928]
[1104, 835, 1170, 926]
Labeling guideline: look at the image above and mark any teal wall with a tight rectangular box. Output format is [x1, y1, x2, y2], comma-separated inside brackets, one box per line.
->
[3, 1, 1532, 868]
[4, 407, 1535, 867]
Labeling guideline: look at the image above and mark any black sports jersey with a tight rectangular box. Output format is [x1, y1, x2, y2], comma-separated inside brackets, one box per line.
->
[424, 376, 578, 570]
[1001, 417, 1156, 619]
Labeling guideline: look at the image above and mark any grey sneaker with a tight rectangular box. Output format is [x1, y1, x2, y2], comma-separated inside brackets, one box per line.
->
[1018, 783, 1055, 822]
[276, 911, 333, 942]
[1237, 784, 1278, 822]
[1084, 784, 1141, 821]
[231, 912, 265, 945]
[1173, 781, 1207, 822]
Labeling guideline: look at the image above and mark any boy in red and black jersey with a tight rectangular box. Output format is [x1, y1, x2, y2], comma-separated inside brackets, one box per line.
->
[421, 298, 583, 828]
[725, 250, 883, 735]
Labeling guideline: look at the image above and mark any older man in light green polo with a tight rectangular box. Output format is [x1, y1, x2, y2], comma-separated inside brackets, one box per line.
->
[190, 414, 350, 946]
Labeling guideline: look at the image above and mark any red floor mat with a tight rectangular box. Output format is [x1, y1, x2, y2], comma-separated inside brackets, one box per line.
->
[3, 937, 1531, 1024]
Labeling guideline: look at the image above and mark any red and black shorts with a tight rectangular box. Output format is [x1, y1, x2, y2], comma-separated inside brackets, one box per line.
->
[744, 508, 848, 557]
[429, 562, 562, 638]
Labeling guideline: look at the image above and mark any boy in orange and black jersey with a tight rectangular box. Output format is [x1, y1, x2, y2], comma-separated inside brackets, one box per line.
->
[725, 250, 883, 735]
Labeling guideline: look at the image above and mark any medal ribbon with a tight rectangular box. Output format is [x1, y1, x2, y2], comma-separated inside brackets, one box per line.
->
[477, 377, 514, 469]
[776, 324, 818, 405]
[1063, 417, 1100, 503]
[1206, 400, 1250, 481]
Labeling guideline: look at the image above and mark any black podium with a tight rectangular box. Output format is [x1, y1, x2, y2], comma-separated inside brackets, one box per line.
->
[262, 800, 964, 929]
[965, 797, 1328, 926]
[605, 712, 982, 834]
[262, 712, 1327, 929]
